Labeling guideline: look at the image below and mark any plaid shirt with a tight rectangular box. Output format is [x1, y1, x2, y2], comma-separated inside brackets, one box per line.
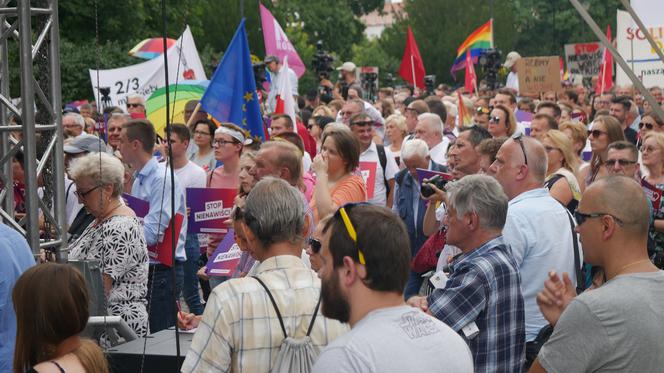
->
[181, 255, 348, 373]
[427, 236, 525, 373]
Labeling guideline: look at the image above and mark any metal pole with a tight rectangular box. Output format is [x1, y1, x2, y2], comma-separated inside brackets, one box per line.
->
[49, 0, 65, 260]
[0, 9, 14, 220]
[18, 0, 40, 255]
[568, 0, 664, 123]
[620, 0, 664, 67]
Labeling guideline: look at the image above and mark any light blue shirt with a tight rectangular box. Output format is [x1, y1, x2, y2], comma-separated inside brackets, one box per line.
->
[132, 157, 187, 262]
[0, 224, 35, 372]
[502, 188, 579, 342]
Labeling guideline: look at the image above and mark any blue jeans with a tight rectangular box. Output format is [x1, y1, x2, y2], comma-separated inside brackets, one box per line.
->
[147, 262, 184, 334]
[404, 269, 424, 300]
[183, 233, 204, 315]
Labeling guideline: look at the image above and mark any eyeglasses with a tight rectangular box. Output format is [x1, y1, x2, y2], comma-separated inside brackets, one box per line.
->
[334, 203, 368, 265]
[127, 103, 143, 108]
[194, 130, 211, 136]
[588, 129, 607, 138]
[340, 111, 359, 117]
[213, 139, 238, 147]
[641, 145, 658, 153]
[476, 107, 490, 115]
[308, 237, 322, 254]
[512, 133, 528, 166]
[574, 210, 624, 226]
[74, 185, 101, 199]
[488, 116, 502, 123]
[544, 145, 560, 153]
[639, 122, 657, 130]
[350, 120, 373, 127]
[604, 159, 637, 167]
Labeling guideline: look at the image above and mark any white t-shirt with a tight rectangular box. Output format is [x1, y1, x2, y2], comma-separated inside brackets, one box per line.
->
[174, 161, 207, 203]
[429, 138, 451, 166]
[360, 142, 399, 206]
[312, 305, 474, 373]
[64, 176, 84, 227]
[506, 71, 519, 93]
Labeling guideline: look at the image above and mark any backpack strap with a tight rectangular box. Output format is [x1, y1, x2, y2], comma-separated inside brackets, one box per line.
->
[65, 181, 74, 205]
[565, 211, 585, 293]
[253, 276, 288, 339]
[306, 295, 322, 337]
[375, 144, 389, 193]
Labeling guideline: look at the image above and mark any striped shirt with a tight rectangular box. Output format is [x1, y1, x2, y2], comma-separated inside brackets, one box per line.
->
[181, 255, 348, 373]
[427, 236, 525, 373]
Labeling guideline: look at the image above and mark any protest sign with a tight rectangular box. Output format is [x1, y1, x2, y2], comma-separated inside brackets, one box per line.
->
[122, 193, 182, 267]
[89, 26, 206, 112]
[186, 188, 237, 234]
[642, 178, 663, 213]
[205, 229, 242, 277]
[416, 168, 454, 185]
[260, 3, 306, 77]
[515, 110, 533, 136]
[359, 161, 377, 200]
[516, 56, 562, 95]
[564, 43, 603, 78]
[616, 10, 664, 88]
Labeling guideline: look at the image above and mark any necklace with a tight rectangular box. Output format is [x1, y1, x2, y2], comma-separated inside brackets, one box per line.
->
[93, 200, 124, 227]
[616, 259, 651, 275]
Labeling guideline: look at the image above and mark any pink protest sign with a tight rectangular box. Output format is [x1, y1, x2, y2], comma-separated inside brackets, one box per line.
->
[260, 3, 306, 78]
[205, 229, 242, 277]
[359, 161, 377, 200]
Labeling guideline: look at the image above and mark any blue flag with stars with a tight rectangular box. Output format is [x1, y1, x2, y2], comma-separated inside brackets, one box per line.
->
[200, 19, 264, 140]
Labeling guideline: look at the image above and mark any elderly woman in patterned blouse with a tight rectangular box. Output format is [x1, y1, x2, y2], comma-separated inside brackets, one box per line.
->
[67, 152, 149, 339]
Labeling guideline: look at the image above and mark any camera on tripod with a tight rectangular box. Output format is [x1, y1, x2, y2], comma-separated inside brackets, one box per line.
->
[312, 40, 334, 80]
[424, 75, 436, 95]
[478, 48, 503, 90]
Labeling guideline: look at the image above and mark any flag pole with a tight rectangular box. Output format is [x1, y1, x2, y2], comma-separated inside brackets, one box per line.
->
[411, 54, 416, 90]
[600, 51, 606, 94]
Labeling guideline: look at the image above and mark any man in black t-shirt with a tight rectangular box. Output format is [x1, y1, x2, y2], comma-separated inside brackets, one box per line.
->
[610, 96, 638, 145]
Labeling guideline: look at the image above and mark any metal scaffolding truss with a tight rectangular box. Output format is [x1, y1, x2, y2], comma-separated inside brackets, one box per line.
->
[0, 0, 65, 258]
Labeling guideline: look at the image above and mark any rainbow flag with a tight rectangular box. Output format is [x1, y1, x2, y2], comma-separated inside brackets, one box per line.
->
[450, 20, 493, 76]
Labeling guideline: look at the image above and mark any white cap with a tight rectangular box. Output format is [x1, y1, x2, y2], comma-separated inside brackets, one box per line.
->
[503, 51, 522, 69]
[336, 61, 357, 72]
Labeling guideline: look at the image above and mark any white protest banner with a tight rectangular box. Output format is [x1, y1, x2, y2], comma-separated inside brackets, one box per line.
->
[89, 26, 206, 111]
[564, 42, 604, 78]
[616, 10, 664, 88]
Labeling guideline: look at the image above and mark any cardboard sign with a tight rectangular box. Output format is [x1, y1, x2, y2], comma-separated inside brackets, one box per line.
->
[186, 188, 237, 234]
[516, 56, 562, 95]
[122, 193, 183, 267]
[359, 161, 377, 200]
[416, 168, 454, 185]
[205, 229, 242, 277]
[564, 42, 604, 78]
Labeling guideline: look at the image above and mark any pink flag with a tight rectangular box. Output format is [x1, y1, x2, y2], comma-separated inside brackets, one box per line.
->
[260, 3, 306, 78]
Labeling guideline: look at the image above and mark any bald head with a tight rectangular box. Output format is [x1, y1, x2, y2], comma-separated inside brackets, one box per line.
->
[521, 136, 547, 183]
[585, 176, 650, 237]
[490, 135, 547, 199]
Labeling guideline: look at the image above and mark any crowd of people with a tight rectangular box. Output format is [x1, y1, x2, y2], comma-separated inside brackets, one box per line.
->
[3, 50, 664, 373]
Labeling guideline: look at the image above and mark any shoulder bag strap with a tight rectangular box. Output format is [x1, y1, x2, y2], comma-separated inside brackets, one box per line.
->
[306, 295, 322, 337]
[565, 211, 585, 293]
[375, 144, 389, 192]
[253, 276, 288, 338]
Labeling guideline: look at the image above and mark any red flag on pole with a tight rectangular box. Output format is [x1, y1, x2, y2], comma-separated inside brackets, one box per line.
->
[596, 25, 613, 95]
[464, 50, 477, 95]
[399, 26, 426, 89]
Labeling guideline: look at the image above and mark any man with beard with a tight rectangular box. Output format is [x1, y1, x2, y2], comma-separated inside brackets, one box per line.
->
[312, 204, 473, 373]
[181, 178, 347, 373]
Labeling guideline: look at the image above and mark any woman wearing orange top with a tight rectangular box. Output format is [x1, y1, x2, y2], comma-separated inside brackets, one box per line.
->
[311, 128, 366, 222]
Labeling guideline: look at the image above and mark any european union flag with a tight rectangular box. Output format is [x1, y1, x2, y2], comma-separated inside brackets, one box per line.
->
[200, 19, 265, 140]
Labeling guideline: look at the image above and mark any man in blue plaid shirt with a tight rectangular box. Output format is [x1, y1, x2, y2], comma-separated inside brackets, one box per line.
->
[408, 175, 525, 372]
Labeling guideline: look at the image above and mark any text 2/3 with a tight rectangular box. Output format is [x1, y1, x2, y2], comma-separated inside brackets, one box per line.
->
[115, 78, 140, 94]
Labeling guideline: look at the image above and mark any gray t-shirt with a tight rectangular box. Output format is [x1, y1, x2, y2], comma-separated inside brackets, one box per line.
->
[539, 271, 664, 372]
[312, 305, 473, 373]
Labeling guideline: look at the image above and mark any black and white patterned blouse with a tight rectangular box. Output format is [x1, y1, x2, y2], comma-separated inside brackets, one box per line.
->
[68, 215, 149, 338]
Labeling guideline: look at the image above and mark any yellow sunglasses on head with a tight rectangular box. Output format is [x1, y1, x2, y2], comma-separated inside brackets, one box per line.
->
[335, 203, 367, 265]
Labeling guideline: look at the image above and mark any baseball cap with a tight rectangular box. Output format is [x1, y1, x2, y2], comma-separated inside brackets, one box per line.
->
[503, 51, 522, 69]
[264, 55, 279, 64]
[64, 134, 107, 154]
[336, 61, 357, 72]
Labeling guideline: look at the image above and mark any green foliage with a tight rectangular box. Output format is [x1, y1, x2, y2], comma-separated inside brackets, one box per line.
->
[350, 38, 400, 87]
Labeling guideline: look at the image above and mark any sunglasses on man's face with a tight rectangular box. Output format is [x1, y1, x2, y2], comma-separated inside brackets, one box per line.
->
[127, 103, 143, 108]
[604, 159, 636, 167]
[512, 133, 528, 166]
[476, 107, 490, 115]
[308, 237, 322, 254]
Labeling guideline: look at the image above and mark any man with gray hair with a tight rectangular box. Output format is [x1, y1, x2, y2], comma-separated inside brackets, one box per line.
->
[393, 139, 446, 299]
[265, 54, 299, 114]
[408, 175, 525, 373]
[489, 135, 579, 368]
[181, 177, 347, 373]
[415, 112, 450, 165]
[126, 94, 146, 116]
[62, 113, 84, 139]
